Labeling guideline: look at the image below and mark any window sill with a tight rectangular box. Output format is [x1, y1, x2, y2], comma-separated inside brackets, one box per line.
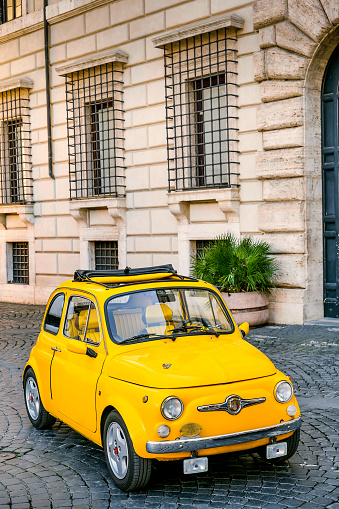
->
[69, 197, 126, 227]
[167, 187, 240, 224]
[0, 203, 34, 228]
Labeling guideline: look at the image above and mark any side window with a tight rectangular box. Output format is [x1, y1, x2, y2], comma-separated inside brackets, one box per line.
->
[44, 293, 65, 335]
[64, 296, 100, 345]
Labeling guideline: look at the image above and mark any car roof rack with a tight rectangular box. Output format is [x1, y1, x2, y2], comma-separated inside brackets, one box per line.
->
[73, 264, 198, 288]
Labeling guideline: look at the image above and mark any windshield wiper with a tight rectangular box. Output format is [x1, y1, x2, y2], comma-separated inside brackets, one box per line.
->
[118, 332, 167, 344]
[170, 318, 221, 337]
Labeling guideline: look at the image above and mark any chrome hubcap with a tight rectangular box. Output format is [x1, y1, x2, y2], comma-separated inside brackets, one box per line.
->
[26, 376, 40, 420]
[106, 422, 128, 479]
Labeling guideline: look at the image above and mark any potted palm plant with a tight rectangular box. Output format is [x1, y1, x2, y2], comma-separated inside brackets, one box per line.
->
[191, 234, 278, 326]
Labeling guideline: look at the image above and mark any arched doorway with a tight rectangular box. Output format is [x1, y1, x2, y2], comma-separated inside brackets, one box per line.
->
[322, 44, 339, 317]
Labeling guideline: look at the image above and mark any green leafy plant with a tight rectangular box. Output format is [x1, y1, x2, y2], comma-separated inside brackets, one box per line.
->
[191, 234, 278, 294]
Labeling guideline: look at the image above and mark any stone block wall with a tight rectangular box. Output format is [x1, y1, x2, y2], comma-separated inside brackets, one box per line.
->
[0, 0, 338, 323]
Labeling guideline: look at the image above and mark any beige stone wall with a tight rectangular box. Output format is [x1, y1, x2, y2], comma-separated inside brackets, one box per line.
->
[0, 0, 338, 324]
[0, 0, 262, 306]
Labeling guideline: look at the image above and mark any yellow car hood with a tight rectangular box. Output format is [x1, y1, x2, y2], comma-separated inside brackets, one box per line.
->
[108, 336, 276, 388]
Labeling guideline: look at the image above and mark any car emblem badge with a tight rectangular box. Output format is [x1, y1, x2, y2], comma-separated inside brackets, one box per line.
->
[197, 395, 266, 414]
[162, 363, 171, 369]
[227, 396, 241, 414]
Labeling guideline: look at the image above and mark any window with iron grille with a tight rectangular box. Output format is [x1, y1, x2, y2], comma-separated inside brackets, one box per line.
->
[0, 0, 22, 23]
[65, 63, 125, 200]
[196, 239, 212, 258]
[164, 28, 239, 191]
[8, 241, 29, 284]
[94, 241, 119, 270]
[0, 88, 32, 204]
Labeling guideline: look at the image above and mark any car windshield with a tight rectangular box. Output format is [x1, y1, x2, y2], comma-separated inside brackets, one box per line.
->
[106, 287, 233, 343]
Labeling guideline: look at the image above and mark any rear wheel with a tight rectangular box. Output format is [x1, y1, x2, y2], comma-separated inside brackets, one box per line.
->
[24, 368, 56, 429]
[258, 429, 300, 463]
[103, 410, 152, 491]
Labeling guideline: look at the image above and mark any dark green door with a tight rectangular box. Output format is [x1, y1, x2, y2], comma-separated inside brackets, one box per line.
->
[322, 45, 339, 317]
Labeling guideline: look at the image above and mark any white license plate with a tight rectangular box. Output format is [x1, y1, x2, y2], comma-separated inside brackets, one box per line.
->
[183, 457, 208, 474]
[266, 441, 287, 459]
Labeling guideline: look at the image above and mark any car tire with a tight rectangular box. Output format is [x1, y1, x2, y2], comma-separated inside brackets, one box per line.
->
[24, 368, 56, 429]
[258, 429, 300, 463]
[103, 410, 152, 491]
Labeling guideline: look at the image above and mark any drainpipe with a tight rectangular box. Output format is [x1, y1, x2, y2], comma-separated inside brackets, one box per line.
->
[44, 0, 54, 179]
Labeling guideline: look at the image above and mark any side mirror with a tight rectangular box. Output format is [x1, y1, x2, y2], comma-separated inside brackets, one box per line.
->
[67, 339, 87, 355]
[239, 322, 249, 338]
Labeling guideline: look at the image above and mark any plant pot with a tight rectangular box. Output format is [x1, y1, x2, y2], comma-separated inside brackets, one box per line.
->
[221, 291, 269, 327]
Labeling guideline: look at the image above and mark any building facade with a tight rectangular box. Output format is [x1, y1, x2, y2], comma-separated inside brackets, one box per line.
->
[0, 0, 339, 324]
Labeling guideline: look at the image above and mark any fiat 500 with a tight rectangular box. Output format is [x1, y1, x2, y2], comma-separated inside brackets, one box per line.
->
[23, 265, 301, 491]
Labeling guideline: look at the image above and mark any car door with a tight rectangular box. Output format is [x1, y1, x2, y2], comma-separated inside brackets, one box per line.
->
[50, 293, 107, 433]
[35, 292, 66, 406]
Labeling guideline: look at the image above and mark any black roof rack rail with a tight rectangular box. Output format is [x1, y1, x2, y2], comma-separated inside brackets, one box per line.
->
[73, 264, 177, 282]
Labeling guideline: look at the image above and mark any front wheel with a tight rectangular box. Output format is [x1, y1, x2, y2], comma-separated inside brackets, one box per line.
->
[24, 367, 56, 429]
[103, 410, 152, 491]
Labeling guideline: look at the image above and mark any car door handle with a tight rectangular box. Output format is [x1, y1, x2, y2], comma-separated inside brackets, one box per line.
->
[51, 347, 62, 352]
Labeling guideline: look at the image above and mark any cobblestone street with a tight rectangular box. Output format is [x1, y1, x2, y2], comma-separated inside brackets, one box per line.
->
[0, 302, 338, 509]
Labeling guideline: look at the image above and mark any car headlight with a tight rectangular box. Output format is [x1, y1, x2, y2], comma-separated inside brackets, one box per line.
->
[275, 381, 293, 403]
[161, 396, 184, 420]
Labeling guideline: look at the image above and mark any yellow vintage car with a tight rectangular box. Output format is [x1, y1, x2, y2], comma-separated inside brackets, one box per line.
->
[23, 264, 301, 491]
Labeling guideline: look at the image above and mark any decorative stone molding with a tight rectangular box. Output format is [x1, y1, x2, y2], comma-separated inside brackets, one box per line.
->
[0, 11, 44, 44]
[69, 197, 127, 270]
[152, 15, 244, 47]
[56, 50, 128, 76]
[0, 0, 115, 44]
[0, 77, 33, 93]
[168, 188, 240, 224]
[69, 198, 126, 227]
[46, 0, 114, 25]
[0, 204, 34, 229]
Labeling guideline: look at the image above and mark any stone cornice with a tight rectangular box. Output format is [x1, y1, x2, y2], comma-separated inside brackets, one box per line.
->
[152, 14, 244, 48]
[0, 11, 43, 44]
[69, 197, 126, 227]
[0, 204, 34, 228]
[168, 187, 240, 223]
[56, 50, 128, 76]
[46, 0, 116, 25]
[0, 0, 118, 44]
[0, 77, 33, 93]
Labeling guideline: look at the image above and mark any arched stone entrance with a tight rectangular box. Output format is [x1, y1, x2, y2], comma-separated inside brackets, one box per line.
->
[253, 0, 339, 322]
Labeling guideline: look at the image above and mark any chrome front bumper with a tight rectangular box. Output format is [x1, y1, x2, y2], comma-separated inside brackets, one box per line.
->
[146, 417, 301, 454]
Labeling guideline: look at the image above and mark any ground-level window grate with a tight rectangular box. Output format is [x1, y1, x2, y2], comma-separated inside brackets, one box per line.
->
[164, 27, 239, 191]
[10, 242, 29, 284]
[196, 240, 212, 258]
[95, 241, 119, 270]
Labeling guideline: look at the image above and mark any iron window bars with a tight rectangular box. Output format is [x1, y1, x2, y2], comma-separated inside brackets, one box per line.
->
[9, 241, 29, 284]
[0, 87, 33, 204]
[0, 0, 22, 23]
[94, 240, 119, 270]
[196, 239, 212, 258]
[65, 62, 126, 200]
[164, 28, 239, 191]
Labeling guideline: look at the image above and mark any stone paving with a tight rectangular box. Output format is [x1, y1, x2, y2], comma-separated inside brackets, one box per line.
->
[0, 302, 338, 509]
